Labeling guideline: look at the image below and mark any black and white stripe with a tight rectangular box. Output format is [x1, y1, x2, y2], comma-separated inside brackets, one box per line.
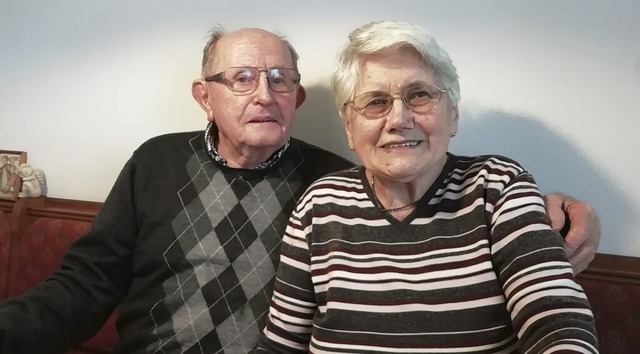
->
[260, 154, 598, 353]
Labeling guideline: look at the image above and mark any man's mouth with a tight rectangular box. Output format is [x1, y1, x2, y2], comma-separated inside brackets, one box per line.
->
[249, 117, 277, 123]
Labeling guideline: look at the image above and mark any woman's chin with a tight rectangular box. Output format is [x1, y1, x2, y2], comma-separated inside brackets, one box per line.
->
[366, 159, 445, 184]
[370, 166, 423, 182]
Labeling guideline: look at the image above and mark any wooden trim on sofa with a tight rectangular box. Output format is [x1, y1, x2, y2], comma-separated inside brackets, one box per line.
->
[577, 253, 640, 285]
[5, 196, 640, 286]
[18, 197, 102, 221]
[8, 197, 102, 237]
[0, 199, 14, 214]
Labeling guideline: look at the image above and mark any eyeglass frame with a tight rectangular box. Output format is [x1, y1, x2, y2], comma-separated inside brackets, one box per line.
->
[343, 84, 448, 119]
[203, 66, 301, 93]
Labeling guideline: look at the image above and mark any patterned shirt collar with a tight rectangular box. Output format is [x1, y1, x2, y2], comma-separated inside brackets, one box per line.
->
[204, 121, 290, 170]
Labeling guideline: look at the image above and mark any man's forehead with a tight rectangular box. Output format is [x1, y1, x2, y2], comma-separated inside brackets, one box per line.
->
[214, 31, 292, 67]
[227, 27, 278, 38]
[218, 28, 284, 51]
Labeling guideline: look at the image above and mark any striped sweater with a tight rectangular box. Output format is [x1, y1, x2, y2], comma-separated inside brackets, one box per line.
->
[258, 154, 598, 353]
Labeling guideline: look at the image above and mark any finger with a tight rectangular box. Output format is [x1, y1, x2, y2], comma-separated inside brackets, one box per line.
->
[559, 196, 601, 274]
[543, 193, 568, 231]
[567, 243, 595, 274]
[562, 215, 589, 259]
[564, 241, 578, 258]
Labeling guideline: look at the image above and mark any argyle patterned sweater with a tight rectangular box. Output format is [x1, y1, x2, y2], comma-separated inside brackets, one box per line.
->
[258, 154, 598, 353]
[0, 131, 353, 354]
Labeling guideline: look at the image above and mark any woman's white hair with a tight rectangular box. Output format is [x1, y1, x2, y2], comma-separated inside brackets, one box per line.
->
[330, 20, 461, 112]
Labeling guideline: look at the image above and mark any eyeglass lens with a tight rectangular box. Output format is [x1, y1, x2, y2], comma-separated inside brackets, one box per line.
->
[353, 84, 443, 118]
[225, 67, 299, 92]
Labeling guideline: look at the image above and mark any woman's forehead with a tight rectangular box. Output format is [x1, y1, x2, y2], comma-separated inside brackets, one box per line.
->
[356, 57, 437, 92]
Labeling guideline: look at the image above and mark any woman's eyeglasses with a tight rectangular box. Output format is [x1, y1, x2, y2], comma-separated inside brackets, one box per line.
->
[344, 84, 447, 119]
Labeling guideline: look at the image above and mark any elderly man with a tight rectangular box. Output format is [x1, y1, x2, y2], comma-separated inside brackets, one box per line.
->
[0, 27, 599, 354]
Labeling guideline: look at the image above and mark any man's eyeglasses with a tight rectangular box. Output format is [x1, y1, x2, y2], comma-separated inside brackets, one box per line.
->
[204, 66, 301, 93]
[344, 84, 447, 119]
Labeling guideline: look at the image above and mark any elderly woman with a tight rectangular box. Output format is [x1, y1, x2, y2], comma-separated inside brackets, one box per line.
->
[257, 21, 598, 353]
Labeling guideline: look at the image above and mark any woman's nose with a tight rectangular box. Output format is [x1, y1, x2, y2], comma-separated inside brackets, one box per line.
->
[385, 98, 414, 130]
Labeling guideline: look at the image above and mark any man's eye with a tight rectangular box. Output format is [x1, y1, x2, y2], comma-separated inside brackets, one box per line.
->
[235, 75, 251, 83]
[270, 76, 285, 84]
[233, 70, 256, 83]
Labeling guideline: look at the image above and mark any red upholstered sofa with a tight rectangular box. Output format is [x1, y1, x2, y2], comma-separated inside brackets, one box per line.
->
[575, 255, 640, 353]
[1, 196, 639, 353]
[0, 197, 118, 353]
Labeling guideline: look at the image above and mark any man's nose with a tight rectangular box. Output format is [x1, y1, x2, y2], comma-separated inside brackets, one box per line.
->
[253, 72, 275, 104]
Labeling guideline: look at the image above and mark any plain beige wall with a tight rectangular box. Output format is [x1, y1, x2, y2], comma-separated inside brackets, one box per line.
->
[1, 0, 639, 256]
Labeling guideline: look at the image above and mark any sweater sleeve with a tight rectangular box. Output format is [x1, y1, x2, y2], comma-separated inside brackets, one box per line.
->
[0, 154, 139, 354]
[256, 191, 317, 353]
[490, 171, 599, 353]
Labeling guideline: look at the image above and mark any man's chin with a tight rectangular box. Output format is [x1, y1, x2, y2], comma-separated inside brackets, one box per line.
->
[246, 130, 290, 148]
[245, 136, 288, 150]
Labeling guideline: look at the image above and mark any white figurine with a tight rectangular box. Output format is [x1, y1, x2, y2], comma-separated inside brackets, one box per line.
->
[17, 163, 47, 198]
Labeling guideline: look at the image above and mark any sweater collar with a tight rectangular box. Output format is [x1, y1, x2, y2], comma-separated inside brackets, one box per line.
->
[204, 121, 291, 170]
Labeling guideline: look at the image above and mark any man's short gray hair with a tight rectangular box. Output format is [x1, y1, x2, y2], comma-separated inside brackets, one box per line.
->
[200, 25, 300, 77]
[330, 20, 461, 112]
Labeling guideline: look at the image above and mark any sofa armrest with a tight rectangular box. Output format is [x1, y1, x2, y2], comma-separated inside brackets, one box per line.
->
[4, 197, 119, 353]
[576, 253, 640, 354]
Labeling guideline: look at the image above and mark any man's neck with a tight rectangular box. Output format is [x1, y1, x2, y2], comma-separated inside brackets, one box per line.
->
[217, 144, 279, 169]
[204, 121, 290, 170]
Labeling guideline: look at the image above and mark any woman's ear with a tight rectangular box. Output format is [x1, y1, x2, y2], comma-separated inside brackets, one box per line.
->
[340, 111, 355, 151]
[450, 105, 459, 135]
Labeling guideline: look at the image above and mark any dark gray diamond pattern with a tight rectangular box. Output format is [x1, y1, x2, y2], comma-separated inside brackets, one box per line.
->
[148, 151, 303, 353]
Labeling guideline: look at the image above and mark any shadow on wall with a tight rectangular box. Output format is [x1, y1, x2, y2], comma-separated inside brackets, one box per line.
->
[292, 84, 357, 162]
[294, 85, 635, 255]
[452, 110, 636, 255]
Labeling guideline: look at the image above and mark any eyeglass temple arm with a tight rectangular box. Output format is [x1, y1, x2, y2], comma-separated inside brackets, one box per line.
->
[203, 72, 224, 82]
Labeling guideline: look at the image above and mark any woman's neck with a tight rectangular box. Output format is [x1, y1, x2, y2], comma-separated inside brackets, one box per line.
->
[367, 156, 448, 214]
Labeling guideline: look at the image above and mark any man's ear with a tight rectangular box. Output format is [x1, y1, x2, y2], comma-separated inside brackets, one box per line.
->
[192, 79, 213, 119]
[295, 85, 306, 109]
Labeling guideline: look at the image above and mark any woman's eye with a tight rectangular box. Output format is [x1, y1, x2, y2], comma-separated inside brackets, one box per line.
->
[367, 98, 389, 107]
[409, 90, 431, 99]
